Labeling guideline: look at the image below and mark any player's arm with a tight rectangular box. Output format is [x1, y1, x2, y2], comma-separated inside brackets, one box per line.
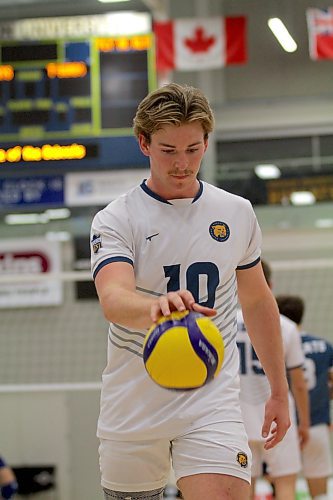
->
[95, 262, 215, 329]
[289, 366, 310, 447]
[236, 262, 290, 449]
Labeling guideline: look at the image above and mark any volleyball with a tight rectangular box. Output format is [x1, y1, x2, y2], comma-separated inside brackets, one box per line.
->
[143, 310, 224, 390]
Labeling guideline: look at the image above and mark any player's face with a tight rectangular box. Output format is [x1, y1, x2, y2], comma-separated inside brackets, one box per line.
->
[139, 122, 208, 199]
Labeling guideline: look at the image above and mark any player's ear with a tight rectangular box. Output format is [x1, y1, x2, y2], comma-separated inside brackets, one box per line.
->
[138, 133, 150, 156]
[203, 136, 209, 153]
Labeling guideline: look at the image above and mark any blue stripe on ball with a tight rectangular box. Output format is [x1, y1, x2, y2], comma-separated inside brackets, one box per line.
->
[143, 318, 185, 364]
[186, 312, 219, 383]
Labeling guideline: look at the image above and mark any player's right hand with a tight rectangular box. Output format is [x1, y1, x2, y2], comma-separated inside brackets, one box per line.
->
[150, 290, 216, 323]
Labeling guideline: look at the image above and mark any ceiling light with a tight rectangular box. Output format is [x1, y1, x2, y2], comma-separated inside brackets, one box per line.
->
[5, 213, 49, 225]
[98, 0, 131, 3]
[254, 164, 281, 180]
[268, 18, 297, 53]
[314, 219, 333, 229]
[290, 191, 316, 206]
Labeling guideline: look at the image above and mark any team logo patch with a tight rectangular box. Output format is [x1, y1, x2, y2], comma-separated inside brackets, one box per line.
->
[237, 451, 248, 468]
[91, 234, 102, 254]
[209, 221, 230, 242]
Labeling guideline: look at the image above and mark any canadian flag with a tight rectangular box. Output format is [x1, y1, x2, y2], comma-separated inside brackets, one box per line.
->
[154, 16, 247, 72]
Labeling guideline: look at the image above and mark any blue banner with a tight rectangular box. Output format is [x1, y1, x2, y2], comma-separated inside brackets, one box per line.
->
[0, 175, 64, 207]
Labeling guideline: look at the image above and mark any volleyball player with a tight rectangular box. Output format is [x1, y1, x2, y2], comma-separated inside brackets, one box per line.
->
[237, 260, 310, 500]
[276, 294, 333, 500]
[90, 83, 290, 500]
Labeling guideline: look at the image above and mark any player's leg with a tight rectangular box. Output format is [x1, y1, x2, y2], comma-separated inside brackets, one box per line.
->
[177, 473, 249, 499]
[172, 420, 251, 500]
[99, 437, 171, 497]
[248, 441, 265, 499]
[263, 420, 301, 500]
[302, 424, 333, 499]
[272, 474, 297, 500]
[103, 487, 164, 499]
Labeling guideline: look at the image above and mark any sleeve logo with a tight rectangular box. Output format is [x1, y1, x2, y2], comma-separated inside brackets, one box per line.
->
[91, 234, 102, 254]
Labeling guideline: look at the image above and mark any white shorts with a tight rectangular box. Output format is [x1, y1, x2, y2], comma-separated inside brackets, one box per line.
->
[250, 421, 301, 478]
[99, 420, 251, 492]
[302, 424, 333, 479]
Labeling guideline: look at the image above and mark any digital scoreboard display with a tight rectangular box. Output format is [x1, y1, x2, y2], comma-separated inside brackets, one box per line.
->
[0, 34, 155, 170]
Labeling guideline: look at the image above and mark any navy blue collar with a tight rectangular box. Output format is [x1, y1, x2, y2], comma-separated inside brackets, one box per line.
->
[140, 179, 203, 204]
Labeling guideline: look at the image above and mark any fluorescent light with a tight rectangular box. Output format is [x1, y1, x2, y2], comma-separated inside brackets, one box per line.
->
[314, 219, 333, 229]
[290, 191, 316, 206]
[98, 0, 131, 3]
[268, 17, 297, 53]
[5, 213, 49, 225]
[5, 208, 71, 225]
[45, 208, 71, 220]
[254, 164, 281, 180]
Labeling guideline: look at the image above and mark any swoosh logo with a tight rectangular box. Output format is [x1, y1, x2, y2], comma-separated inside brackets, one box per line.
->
[146, 233, 159, 241]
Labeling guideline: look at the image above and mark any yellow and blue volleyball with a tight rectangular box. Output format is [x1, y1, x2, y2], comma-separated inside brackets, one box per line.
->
[143, 310, 224, 390]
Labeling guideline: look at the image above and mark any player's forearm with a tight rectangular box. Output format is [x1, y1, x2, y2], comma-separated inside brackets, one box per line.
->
[99, 285, 155, 330]
[290, 371, 310, 428]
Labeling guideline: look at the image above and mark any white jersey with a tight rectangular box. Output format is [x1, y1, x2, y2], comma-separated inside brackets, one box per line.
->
[237, 310, 305, 441]
[91, 180, 262, 440]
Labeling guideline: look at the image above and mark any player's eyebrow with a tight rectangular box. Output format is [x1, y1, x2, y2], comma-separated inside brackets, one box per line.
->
[158, 141, 202, 147]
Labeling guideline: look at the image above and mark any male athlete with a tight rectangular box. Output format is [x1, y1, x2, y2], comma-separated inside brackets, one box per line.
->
[91, 83, 290, 500]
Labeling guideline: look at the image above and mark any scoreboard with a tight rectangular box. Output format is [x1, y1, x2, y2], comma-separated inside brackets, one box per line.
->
[0, 34, 155, 171]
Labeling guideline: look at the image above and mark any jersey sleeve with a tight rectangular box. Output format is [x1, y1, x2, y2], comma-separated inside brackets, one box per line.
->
[90, 200, 134, 280]
[237, 200, 262, 269]
[281, 315, 305, 369]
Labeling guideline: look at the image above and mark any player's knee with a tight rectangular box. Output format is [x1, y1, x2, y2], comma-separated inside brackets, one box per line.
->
[103, 487, 164, 499]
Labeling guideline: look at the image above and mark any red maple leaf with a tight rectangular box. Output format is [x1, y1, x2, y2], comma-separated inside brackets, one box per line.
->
[184, 27, 216, 53]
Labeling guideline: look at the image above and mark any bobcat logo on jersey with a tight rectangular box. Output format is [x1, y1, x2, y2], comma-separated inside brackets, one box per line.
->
[236, 451, 248, 468]
[209, 221, 230, 242]
[91, 234, 102, 254]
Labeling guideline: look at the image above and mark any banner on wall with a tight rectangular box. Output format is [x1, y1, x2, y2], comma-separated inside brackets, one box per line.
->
[65, 169, 150, 207]
[307, 7, 333, 60]
[0, 238, 62, 308]
[154, 16, 247, 71]
[0, 175, 64, 208]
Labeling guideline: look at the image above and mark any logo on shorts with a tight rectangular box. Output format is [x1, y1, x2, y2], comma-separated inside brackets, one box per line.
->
[91, 233, 102, 254]
[209, 221, 230, 242]
[237, 451, 248, 468]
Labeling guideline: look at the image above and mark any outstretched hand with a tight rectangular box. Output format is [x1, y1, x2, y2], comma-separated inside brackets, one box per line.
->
[262, 395, 291, 450]
[150, 289, 216, 323]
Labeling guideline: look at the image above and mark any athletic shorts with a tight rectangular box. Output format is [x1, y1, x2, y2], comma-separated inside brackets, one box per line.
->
[250, 421, 301, 478]
[302, 424, 333, 478]
[99, 420, 251, 492]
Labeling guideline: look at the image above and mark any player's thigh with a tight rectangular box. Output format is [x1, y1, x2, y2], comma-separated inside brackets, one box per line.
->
[178, 473, 250, 500]
[172, 420, 251, 495]
[302, 424, 333, 478]
[264, 422, 301, 478]
[99, 438, 171, 492]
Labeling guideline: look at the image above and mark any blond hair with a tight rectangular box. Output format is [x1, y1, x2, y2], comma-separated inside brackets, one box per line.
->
[133, 83, 215, 142]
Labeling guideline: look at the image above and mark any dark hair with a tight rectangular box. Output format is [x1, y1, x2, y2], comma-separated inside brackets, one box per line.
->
[276, 295, 305, 325]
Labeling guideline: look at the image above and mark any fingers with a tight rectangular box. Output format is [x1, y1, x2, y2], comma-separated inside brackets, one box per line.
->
[150, 290, 216, 323]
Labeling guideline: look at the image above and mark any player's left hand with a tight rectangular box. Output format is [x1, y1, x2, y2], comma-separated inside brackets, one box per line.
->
[262, 394, 291, 450]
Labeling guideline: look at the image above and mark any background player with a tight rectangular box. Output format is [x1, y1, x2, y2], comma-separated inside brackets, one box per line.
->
[91, 83, 291, 500]
[276, 294, 333, 500]
[0, 456, 17, 499]
[237, 260, 310, 500]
